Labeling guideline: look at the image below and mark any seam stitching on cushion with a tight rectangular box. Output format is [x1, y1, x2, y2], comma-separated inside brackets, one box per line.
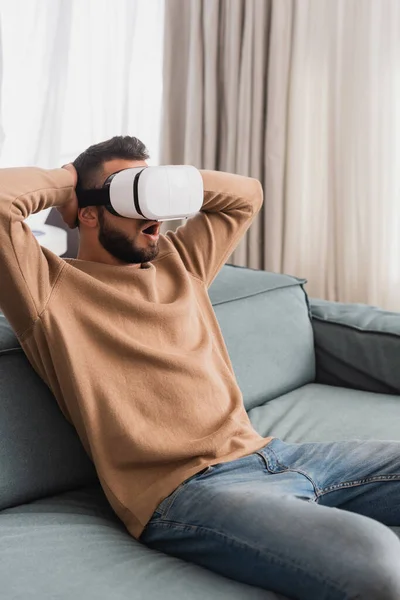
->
[0, 347, 23, 356]
[211, 282, 307, 306]
[311, 314, 400, 339]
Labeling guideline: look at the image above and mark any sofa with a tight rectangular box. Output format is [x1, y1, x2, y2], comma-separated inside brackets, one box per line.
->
[1, 263, 399, 600]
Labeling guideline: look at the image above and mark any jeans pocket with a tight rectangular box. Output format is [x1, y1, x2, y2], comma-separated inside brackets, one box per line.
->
[256, 442, 289, 474]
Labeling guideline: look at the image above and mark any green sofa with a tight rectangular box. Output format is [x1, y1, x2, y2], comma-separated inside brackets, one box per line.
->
[1, 264, 399, 599]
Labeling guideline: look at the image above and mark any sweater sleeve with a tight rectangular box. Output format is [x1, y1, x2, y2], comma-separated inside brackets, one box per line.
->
[164, 170, 264, 287]
[0, 167, 75, 337]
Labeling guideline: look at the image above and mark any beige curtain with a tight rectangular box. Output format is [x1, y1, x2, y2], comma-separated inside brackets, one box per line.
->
[161, 0, 400, 311]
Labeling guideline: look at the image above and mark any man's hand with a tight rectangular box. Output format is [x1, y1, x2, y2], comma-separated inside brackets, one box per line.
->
[57, 163, 79, 229]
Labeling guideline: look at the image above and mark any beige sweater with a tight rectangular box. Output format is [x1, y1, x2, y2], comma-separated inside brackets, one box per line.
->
[0, 166, 272, 539]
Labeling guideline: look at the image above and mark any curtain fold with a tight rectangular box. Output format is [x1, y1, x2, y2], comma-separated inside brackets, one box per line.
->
[160, 0, 273, 268]
[161, 0, 400, 311]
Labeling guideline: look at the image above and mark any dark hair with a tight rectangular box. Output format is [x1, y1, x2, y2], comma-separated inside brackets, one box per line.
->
[72, 135, 150, 228]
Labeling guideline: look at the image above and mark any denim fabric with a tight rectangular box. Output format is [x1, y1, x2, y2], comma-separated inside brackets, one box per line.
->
[140, 438, 400, 600]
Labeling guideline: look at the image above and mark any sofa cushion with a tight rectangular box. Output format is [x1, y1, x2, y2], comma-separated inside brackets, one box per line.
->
[248, 382, 400, 443]
[0, 314, 98, 511]
[310, 298, 400, 395]
[0, 486, 279, 600]
[209, 265, 315, 410]
[1, 471, 398, 600]
[0, 312, 18, 351]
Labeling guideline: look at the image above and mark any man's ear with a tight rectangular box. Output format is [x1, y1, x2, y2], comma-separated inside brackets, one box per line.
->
[78, 206, 99, 229]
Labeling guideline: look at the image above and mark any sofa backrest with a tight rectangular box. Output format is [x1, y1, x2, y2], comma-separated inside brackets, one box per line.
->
[208, 265, 315, 411]
[0, 314, 98, 512]
[0, 264, 315, 510]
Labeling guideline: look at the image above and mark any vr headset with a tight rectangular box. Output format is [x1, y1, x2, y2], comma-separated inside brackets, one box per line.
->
[76, 165, 204, 222]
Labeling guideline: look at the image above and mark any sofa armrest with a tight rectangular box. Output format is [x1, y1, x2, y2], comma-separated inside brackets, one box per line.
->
[310, 298, 400, 395]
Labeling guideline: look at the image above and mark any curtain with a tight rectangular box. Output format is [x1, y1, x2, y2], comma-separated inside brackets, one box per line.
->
[161, 0, 400, 311]
[160, 0, 273, 270]
[282, 0, 400, 311]
[0, 0, 164, 257]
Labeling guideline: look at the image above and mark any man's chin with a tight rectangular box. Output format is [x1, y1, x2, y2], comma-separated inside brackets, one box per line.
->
[114, 246, 160, 265]
[97, 220, 162, 262]
[145, 245, 160, 263]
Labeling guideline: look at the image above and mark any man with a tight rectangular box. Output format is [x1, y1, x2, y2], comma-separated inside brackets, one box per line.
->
[0, 135, 399, 600]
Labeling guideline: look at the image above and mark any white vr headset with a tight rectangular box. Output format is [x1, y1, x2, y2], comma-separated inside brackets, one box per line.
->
[76, 165, 204, 222]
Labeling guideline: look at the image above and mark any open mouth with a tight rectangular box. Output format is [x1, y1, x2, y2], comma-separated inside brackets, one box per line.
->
[141, 223, 160, 237]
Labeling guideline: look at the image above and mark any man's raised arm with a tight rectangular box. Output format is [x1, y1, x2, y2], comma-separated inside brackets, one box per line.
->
[0, 167, 75, 338]
[164, 170, 263, 287]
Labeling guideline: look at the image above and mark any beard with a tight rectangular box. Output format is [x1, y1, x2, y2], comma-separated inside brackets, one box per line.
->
[97, 209, 160, 265]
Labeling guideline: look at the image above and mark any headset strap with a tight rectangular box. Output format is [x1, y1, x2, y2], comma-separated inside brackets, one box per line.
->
[76, 187, 110, 208]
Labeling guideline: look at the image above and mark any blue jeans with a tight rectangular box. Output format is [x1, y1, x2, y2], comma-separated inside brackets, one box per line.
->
[140, 438, 400, 600]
